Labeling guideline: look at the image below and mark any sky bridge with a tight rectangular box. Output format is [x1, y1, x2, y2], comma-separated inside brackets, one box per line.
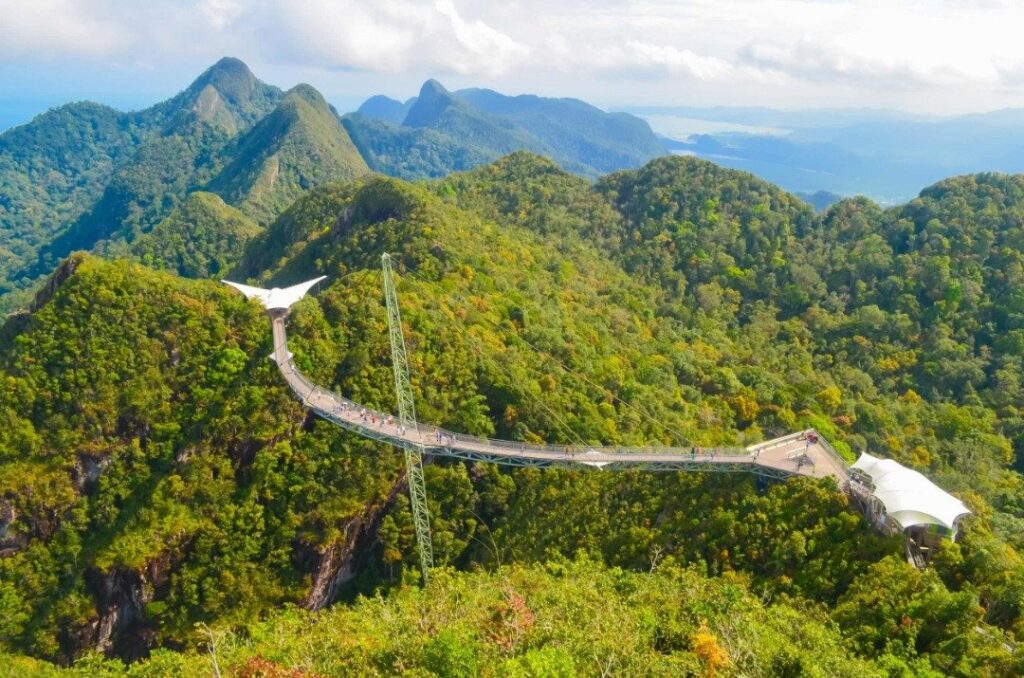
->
[224, 258, 967, 579]
[270, 308, 851, 482]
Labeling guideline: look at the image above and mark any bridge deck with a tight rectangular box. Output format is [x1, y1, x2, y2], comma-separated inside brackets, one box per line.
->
[271, 313, 849, 484]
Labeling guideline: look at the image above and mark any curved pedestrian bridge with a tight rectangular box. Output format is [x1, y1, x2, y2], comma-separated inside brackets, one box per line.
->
[269, 310, 851, 483]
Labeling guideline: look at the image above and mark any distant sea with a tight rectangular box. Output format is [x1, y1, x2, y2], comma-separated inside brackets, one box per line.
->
[638, 114, 788, 141]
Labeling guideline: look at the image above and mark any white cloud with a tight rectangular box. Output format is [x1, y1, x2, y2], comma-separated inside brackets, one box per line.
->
[1, 0, 1023, 112]
[605, 41, 732, 80]
[0, 0, 128, 59]
[433, 0, 528, 75]
[199, 0, 245, 30]
[247, 0, 528, 77]
[738, 5, 1014, 88]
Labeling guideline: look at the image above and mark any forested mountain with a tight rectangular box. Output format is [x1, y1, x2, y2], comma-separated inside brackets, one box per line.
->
[356, 94, 415, 125]
[344, 79, 665, 179]
[0, 61, 669, 314]
[0, 58, 368, 313]
[2, 154, 1023, 674]
[0, 102, 149, 304]
[0, 53, 282, 297]
[796, 189, 843, 211]
[457, 86, 666, 171]
[129, 192, 260, 278]
[206, 84, 368, 224]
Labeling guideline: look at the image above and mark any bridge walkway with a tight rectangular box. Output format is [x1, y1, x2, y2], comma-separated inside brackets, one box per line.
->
[271, 312, 850, 484]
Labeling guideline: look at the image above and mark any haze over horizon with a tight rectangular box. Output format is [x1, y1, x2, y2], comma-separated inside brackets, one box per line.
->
[3, 0, 1024, 132]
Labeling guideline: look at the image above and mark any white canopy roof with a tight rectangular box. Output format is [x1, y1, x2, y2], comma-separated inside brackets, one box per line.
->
[222, 277, 326, 311]
[852, 452, 970, 530]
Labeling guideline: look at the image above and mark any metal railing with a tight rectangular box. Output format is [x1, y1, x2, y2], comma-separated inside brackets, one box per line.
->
[278, 345, 850, 481]
[811, 430, 851, 470]
[282, 357, 751, 460]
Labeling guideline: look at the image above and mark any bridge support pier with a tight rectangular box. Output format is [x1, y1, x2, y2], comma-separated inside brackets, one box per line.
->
[755, 474, 768, 494]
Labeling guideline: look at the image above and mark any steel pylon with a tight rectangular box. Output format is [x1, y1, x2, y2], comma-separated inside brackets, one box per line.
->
[381, 253, 434, 584]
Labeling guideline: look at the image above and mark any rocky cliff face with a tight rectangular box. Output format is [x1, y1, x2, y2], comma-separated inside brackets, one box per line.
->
[299, 477, 405, 610]
[0, 500, 24, 556]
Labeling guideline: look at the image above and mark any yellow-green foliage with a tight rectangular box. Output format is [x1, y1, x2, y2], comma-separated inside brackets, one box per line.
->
[9, 559, 894, 677]
[131, 192, 260, 278]
[3, 155, 1024, 676]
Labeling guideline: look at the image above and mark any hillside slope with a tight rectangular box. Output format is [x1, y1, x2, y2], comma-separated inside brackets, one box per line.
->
[207, 85, 368, 224]
[130, 192, 261, 277]
[0, 103, 148, 300]
[3, 559, 894, 676]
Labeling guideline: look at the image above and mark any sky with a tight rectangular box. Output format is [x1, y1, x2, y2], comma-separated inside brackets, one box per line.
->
[2, 0, 1024, 129]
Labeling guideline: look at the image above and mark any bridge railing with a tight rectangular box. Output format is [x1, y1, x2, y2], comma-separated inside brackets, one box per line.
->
[747, 430, 806, 452]
[282, 357, 752, 459]
[811, 430, 851, 470]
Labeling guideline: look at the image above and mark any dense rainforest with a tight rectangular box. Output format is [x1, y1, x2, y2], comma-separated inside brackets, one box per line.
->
[2, 148, 1024, 675]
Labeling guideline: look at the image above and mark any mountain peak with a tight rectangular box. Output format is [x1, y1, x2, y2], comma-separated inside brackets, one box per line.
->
[206, 80, 367, 223]
[147, 57, 282, 131]
[420, 78, 449, 96]
[357, 95, 415, 125]
[188, 57, 259, 105]
[283, 83, 329, 110]
[402, 79, 459, 127]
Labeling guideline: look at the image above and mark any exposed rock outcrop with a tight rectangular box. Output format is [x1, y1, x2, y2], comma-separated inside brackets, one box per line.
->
[0, 499, 26, 556]
[299, 477, 405, 610]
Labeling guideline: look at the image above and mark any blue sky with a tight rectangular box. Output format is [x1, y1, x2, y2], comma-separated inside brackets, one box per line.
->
[2, 0, 1023, 130]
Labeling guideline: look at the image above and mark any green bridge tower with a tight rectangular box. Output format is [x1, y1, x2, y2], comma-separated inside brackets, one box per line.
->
[382, 253, 434, 584]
